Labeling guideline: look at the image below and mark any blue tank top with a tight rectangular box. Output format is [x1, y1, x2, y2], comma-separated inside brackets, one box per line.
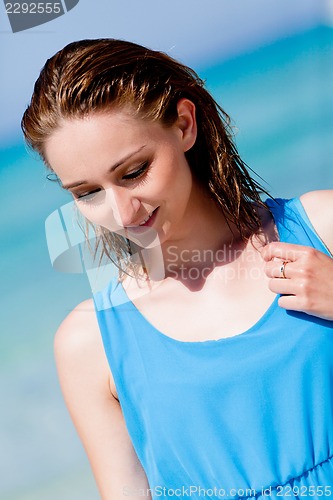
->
[93, 197, 333, 499]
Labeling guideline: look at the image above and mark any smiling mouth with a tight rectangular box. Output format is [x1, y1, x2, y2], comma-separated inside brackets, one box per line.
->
[139, 210, 155, 226]
[126, 207, 159, 229]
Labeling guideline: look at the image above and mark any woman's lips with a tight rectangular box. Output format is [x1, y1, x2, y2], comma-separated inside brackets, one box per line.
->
[141, 207, 159, 227]
[126, 207, 159, 232]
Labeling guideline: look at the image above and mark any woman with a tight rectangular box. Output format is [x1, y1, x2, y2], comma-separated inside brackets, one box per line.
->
[22, 39, 333, 499]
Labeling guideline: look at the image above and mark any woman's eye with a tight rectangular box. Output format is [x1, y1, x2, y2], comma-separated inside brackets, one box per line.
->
[122, 162, 149, 180]
[75, 189, 102, 203]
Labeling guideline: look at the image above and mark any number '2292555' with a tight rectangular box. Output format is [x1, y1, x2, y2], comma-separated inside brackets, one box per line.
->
[5, 2, 62, 14]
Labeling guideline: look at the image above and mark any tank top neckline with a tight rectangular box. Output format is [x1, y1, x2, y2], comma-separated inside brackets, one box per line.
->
[115, 198, 283, 346]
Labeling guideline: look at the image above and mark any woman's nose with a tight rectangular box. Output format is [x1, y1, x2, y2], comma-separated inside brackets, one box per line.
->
[105, 187, 141, 228]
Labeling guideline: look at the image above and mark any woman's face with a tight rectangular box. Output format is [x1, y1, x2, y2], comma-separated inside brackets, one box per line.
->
[44, 99, 202, 246]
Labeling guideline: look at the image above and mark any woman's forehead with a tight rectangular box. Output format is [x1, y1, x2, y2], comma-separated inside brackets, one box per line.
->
[43, 111, 172, 179]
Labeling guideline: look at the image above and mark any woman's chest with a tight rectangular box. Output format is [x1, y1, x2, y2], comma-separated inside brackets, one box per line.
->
[124, 264, 277, 342]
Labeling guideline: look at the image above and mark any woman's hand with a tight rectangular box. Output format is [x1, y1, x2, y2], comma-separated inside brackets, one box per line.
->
[261, 241, 333, 321]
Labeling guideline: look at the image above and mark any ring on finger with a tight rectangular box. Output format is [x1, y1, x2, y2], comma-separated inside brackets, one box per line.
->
[279, 260, 288, 279]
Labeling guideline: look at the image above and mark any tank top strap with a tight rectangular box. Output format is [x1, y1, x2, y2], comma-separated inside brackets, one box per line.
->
[93, 276, 137, 384]
[264, 196, 333, 257]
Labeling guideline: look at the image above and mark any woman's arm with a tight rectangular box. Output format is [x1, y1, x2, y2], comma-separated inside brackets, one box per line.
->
[54, 300, 152, 500]
[261, 189, 333, 320]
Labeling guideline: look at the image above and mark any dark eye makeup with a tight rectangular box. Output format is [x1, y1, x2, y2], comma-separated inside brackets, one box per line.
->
[73, 161, 150, 203]
[122, 161, 150, 180]
[76, 189, 101, 201]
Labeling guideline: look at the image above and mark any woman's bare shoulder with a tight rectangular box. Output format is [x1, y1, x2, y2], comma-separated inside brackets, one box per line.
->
[54, 299, 99, 358]
[299, 190, 333, 254]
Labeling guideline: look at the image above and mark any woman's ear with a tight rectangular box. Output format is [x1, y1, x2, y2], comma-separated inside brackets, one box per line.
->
[176, 98, 197, 152]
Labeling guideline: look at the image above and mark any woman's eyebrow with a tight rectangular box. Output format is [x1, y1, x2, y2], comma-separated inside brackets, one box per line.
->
[62, 145, 147, 190]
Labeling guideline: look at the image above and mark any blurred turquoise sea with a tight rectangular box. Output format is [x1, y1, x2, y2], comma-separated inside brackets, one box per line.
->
[1, 26, 333, 499]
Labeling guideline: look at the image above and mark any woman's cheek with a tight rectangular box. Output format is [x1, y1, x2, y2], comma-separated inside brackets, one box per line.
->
[75, 201, 122, 232]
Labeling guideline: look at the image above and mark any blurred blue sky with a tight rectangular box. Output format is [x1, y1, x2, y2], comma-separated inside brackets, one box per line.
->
[1, 1, 333, 499]
[0, 0, 332, 146]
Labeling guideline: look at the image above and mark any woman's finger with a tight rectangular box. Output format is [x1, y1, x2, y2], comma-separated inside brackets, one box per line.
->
[268, 277, 296, 295]
[260, 241, 309, 262]
[277, 294, 306, 312]
[264, 259, 294, 279]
